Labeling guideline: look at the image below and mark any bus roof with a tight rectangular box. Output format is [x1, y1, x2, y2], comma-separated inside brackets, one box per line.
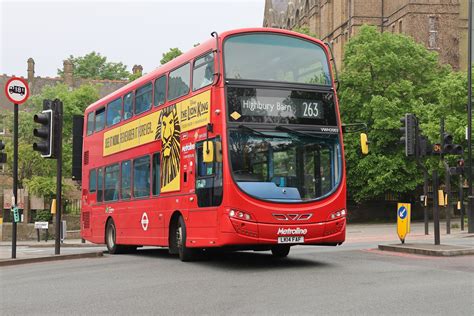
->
[85, 28, 327, 113]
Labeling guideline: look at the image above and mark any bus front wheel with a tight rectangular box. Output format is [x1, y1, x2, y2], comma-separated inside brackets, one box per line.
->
[271, 245, 291, 258]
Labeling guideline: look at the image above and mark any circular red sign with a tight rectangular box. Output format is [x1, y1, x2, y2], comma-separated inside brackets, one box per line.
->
[4, 77, 30, 104]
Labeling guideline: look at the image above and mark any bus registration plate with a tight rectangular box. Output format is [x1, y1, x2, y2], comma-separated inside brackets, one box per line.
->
[278, 236, 304, 244]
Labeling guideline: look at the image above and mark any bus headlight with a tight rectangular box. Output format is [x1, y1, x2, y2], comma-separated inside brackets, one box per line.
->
[329, 209, 346, 220]
[229, 209, 254, 222]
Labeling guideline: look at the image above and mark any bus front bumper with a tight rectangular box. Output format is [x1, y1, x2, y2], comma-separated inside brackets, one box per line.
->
[218, 217, 346, 246]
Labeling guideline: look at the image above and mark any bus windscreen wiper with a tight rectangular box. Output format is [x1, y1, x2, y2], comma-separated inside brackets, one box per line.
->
[275, 125, 321, 139]
[238, 124, 268, 136]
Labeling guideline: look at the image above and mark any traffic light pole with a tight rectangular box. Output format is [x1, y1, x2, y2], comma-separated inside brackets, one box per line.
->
[433, 170, 441, 245]
[54, 100, 63, 255]
[11, 103, 18, 259]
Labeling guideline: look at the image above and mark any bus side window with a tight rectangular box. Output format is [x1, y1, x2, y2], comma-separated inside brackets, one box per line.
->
[152, 153, 161, 195]
[133, 156, 150, 198]
[86, 112, 94, 136]
[104, 164, 119, 201]
[154, 76, 166, 107]
[196, 138, 223, 207]
[168, 63, 190, 101]
[121, 160, 131, 200]
[95, 108, 105, 132]
[135, 82, 152, 115]
[97, 167, 104, 202]
[106, 97, 122, 127]
[123, 92, 133, 120]
[89, 169, 96, 193]
[193, 52, 214, 91]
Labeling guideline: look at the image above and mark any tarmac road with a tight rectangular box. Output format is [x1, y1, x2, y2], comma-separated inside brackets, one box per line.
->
[1, 223, 473, 315]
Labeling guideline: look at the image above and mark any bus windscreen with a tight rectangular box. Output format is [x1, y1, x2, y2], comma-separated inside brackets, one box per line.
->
[224, 33, 331, 85]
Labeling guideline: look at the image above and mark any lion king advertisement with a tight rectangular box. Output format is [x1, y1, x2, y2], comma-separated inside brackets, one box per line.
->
[102, 90, 211, 193]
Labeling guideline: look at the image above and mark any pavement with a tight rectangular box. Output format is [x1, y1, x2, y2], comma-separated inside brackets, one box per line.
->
[0, 220, 472, 266]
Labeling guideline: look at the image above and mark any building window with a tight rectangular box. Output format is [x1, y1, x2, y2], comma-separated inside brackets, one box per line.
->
[398, 20, 403, 33]
[428, 16, 438, 49]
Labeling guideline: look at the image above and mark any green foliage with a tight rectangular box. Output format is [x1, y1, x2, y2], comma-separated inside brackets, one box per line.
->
[160, 48, 183, 65]
[34, 210, 52, 222]
[3, 84, 99, 194]
[128, 71, 142, 82]
[338, 25, 463, 203]
[292, 26, 316, 38]
[24, 176, 72, 199]
[58, 51, 131, 80]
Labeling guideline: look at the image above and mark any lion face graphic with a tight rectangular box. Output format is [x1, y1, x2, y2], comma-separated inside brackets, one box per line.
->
[155, 105, 181, 191]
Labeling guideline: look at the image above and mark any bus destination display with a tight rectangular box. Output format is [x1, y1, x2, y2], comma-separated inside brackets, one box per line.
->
[240, 96, 323, 120]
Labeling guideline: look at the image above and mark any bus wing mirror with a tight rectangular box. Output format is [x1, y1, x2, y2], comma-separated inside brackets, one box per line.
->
[215, 141, 222, 162]
[360, 133, 369, 155]
[203, 141, 215, 163]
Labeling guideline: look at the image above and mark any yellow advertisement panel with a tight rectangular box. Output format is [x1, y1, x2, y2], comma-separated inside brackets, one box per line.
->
[102, 90, 211, 193]
[103, 111, 160, 156]
[178, 90, 211, 132]
[397, 203, 411, 243]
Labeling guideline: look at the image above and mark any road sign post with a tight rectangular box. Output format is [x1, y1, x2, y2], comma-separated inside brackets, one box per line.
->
[5, 77, 30, 259]
[397, 203, 411, 244]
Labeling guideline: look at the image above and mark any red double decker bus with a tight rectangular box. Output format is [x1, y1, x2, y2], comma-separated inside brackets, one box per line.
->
[79, 28, 346, 261]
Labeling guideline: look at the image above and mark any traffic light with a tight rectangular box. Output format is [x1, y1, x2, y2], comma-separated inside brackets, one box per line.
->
[0, 140, 6, 163]
[441, 132, 463, 155]
[400, 114, 416, 156]
[450, 159, 465, 176]
[33, 101, 54, 158]
[417, 135, 432, 157]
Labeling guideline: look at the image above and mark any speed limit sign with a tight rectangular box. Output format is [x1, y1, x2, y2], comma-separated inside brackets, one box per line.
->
[5, 77, 30, 104]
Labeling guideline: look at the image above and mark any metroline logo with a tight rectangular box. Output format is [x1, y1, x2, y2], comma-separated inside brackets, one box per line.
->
[277, 227, 308, 235]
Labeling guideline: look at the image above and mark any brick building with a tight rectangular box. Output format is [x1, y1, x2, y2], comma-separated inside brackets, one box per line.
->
[263, 0, 469, 71]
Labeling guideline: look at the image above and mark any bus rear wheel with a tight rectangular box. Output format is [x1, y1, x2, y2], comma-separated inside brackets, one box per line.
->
[106, 219, 135, 254]
[271, 245, 291, 258]
[175, 216, 198, 262]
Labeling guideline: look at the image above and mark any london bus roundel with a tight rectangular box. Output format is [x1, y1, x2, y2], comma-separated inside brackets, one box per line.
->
[5, 77, 30, 104]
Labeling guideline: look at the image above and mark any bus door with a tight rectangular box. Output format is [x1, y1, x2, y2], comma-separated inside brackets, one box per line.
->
[192, 137, 223, 236]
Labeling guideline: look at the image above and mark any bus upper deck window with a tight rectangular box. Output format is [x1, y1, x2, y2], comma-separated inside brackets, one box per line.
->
[95, 108, 105, 132]
[168, 63, 190, 100]
[135, 83, 152, 115]
[193, 52, 214, 91]
[106, 97, 122, 127]
[123, 92, 133, 120]
[154, 76, 166, 107]
[86, 112, 94, 135]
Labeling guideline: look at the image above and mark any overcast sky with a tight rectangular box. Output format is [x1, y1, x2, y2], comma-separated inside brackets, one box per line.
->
[0, 0, 265, 77]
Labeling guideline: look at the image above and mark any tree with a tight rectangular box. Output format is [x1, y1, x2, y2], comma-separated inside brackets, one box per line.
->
[3, 84, 99, 195]
[338, 25, 455, 202]
[58, 51, 131, 80]
[292, 26, 316, 38]
[160, 48, 183, 65]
